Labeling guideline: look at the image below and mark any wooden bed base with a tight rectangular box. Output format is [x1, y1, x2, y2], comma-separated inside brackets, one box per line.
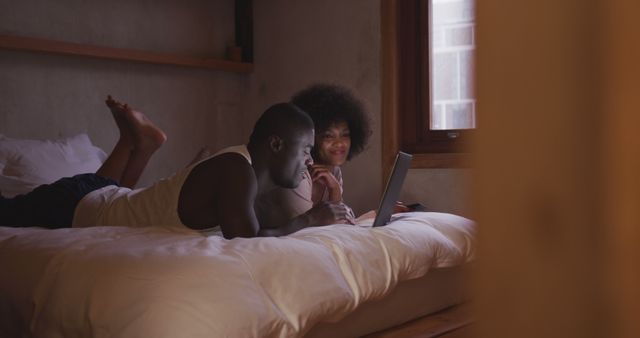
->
[365, 302, 473, 338]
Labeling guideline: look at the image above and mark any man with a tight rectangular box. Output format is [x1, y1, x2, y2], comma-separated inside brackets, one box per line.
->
[1, 98, 352, 238]
[175, 102, 353, 238]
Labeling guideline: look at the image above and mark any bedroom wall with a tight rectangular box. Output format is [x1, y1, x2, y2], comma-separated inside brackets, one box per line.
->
[0, 0, 248, 187]
[246, 0, 471, 216]
[0, 0, 471, 217]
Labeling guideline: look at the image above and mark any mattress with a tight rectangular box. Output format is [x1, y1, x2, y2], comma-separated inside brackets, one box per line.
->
[0, 212, 475, 337]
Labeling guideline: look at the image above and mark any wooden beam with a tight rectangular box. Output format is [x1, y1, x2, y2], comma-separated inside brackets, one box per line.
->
[0, 34, 253, 73]
[235, 0, 254, 63]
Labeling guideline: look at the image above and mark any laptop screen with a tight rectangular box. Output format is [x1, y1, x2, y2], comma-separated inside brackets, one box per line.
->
[372, 151, 413, 227]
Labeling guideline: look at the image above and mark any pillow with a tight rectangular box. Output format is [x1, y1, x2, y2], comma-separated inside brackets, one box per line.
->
[0, 134, 107, 197]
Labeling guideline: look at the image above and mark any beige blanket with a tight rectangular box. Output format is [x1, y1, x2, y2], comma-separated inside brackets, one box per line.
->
[0, 212, 475, 338]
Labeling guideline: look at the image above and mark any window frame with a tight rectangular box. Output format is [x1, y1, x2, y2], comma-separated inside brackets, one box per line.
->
[381, 0, 473, 179]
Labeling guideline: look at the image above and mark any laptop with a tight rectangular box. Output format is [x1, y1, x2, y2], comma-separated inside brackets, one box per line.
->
[372, 151, 413, 227]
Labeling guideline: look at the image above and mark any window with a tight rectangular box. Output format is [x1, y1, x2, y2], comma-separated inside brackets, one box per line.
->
[431, 0, 476, 130]
[382, 0, 475, 174]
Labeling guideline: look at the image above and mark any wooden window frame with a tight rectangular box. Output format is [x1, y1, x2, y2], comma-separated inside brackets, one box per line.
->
[382, 0, 472, 179]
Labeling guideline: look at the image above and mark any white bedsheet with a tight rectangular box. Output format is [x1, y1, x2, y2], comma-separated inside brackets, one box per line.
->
[0, 212, 475, 338]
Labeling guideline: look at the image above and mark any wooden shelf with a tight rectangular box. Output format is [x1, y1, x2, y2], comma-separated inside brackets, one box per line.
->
[0, 34, 253, 73]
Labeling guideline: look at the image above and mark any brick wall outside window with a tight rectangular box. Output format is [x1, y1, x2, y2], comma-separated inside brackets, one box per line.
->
[431, 0, 476, 130]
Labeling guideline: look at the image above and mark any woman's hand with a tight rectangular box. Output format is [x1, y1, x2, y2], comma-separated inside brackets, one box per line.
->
[308, 164, 342, 202]
[393, 202, 426, 213]
[393, 202, 411, 213]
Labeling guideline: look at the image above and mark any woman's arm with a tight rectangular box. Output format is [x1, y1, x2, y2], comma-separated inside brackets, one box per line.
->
[309, 165, 343, 203]
[309, 166, 356, 224]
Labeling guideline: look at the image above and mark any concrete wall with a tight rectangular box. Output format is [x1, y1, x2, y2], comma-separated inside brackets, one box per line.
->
[0, 0, 247, 187]
[244, 0, 382, 215]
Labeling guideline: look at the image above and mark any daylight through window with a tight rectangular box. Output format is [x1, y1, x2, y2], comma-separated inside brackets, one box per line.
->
[431, 0, 476, 130]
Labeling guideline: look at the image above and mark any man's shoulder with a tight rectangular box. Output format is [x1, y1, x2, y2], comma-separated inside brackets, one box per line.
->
[211, 145, 251, 164]
[183, 150, 256, 204]
[197, 145, 250, 168]
[196, 152, 253, 178]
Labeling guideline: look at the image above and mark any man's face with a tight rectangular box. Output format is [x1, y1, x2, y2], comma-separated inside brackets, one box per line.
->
[270, 128, 315, 188]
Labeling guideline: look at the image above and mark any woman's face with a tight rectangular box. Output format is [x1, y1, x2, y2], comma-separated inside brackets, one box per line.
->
[315, 121, 351, 166]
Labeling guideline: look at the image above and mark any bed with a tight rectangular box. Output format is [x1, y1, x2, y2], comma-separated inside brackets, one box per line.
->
[0, 212, 474, 337]
[0, 134, 475, 337]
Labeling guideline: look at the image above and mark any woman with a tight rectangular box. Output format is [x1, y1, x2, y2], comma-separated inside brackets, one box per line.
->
[255, 83, 373, 227]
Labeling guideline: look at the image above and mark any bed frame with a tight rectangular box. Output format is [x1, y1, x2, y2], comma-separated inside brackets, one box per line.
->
[304, 264, 474, 338]
[366, 302, 473, 338]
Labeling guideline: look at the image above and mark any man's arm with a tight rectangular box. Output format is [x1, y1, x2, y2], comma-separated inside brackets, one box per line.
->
[212, 157, 345, 238]
[213, 156, 262, 239]
[257, 212, 311, 237]
[214, 156, 354, 238]
[258, 201, 354, 236]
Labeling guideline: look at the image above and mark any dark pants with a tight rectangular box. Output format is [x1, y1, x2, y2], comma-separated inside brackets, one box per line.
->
[0, 174, 118, 228]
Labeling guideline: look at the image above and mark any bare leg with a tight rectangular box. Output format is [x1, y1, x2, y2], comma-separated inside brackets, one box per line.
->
[96, 96, 166, 188]
[95, 96, 136, 184]
[118, 101, 166, 187]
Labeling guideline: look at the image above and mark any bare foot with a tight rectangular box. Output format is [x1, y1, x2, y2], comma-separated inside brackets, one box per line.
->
[105, 95, 134, 146]
[105, 96, 167, 152]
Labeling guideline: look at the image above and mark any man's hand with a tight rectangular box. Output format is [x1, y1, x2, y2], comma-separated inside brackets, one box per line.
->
[259, 201, 355, 237]
[305, 201, 355, 226]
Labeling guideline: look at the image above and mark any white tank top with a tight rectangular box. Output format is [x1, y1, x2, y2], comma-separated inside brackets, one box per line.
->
[72, 145, 251, 235]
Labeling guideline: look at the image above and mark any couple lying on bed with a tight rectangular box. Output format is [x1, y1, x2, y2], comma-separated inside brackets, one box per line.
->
[0, 84, 375, 239]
